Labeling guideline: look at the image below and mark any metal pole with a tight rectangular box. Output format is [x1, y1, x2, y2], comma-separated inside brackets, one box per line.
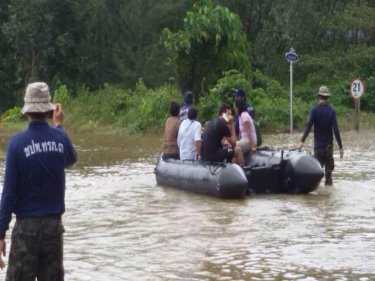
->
[355, 98, 360, 131]
[290, 61, 293, 134]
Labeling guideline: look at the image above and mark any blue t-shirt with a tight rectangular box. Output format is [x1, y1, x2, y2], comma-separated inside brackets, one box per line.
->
[301, 102, 343, 149]
[0, 121, 77, 238]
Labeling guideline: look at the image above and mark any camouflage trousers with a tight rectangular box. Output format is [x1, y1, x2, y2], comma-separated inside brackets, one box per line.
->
[6, 216, 65, 281]
[314, 145, 334, 185]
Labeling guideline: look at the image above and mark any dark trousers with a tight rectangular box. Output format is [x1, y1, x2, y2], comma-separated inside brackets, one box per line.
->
[6, 217, 65, 281]
[314, 145, 334, 185]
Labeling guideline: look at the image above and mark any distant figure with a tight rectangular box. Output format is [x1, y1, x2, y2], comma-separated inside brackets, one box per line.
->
[201, 103, 244, 165]
[179, 90, 193, 121]
[177, 107, 201, 160]
[0, 82, 77, 279]
[235, 99, 257, 154]
[162, 101, 181, 159]
[298, 85, 344, 186]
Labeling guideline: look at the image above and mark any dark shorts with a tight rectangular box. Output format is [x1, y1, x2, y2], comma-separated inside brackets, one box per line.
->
[314, 145, 334, 173]
[6, 216, 65, 281]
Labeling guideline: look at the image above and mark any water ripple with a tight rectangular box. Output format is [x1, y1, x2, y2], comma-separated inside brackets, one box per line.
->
[0, 130, 374, 280]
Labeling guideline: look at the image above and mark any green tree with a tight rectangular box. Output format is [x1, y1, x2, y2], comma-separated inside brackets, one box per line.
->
[2, 0, 77, 84]
[162, 0, 251, 101]
[0, 0, 195, 98]
[0, 0, 18, 112]
[70, 0, 194, 89]
[220, 0, 375, 83]
[111, 0, 195, 88]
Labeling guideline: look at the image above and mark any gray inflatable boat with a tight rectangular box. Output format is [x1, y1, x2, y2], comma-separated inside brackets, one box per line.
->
[155, 148, 324, 198]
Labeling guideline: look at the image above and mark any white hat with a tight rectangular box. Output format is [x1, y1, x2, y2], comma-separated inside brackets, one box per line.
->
[21, 82, 55, 114]
[317, 86, 331, 97]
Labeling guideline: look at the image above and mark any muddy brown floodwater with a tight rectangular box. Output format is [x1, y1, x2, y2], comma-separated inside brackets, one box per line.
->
[0, 129, 374, 280]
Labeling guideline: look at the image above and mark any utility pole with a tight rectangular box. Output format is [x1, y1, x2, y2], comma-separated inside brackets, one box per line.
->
[285, 48, 298, 134]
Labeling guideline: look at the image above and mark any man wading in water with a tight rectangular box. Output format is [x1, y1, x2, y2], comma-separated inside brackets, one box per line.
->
[0, 82, 77, 280]
[298, 85, 343, 186]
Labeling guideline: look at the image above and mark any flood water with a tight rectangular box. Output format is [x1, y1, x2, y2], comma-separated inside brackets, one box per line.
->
[0, 129, 374, 280]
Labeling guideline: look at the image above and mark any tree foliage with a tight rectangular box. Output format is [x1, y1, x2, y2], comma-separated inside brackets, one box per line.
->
[0, 0, 19, 112]
[1, 0, 375, 130]
[3, 0, 77, 84]
[70, 0, 194, 89]
[162, 0, 251, 101]
[0, 0, 193, 99]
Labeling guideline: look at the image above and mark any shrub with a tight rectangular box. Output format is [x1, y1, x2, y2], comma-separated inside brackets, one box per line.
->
[198, 91, 222, 123]
[0, 106, 22, 123]
[67, 84, 131, 128]
[122, 80, 181, 132]
[53, 84, 71, 105]
[210, 69, 251, 105]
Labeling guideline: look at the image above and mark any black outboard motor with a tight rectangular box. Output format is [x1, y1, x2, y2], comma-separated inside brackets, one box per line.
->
[243, 150, 283, 194]
[243, 148, 324, 194]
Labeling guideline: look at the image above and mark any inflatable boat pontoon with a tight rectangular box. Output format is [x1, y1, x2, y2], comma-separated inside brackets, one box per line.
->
[154, 148, 324, 198]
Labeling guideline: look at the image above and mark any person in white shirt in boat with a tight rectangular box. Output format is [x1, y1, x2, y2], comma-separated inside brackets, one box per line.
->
[177, 107, 201, 161]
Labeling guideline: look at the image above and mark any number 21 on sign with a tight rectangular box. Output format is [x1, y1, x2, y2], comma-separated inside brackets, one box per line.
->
[351, 79, 364, 99]
[350, 78, 364, 131]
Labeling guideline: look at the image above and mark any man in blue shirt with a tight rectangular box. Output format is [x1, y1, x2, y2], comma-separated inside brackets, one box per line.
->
[298, 86, 344, 186]
[0, 82, 77, 280]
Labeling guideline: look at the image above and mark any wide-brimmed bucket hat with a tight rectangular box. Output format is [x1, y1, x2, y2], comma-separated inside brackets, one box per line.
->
[21, 82, 55, 114]
[317, 86, 331, 97]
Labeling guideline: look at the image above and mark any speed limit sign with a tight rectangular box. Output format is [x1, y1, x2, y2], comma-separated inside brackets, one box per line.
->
[351, 79, 364, 99]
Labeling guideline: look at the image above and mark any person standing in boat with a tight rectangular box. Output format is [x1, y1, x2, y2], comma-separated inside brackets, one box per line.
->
[179, 90, 193, 121]
[177, 107, 201, 160]
[201, 103, 244, 165]
[298, 85, 344, 186]
[235, 99, 257, 154]
[162, 101, 181, 159]
[0, 82, 77, 279]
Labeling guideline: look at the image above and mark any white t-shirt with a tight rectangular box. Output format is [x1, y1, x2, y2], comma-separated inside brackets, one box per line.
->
[177, 119, 201, 160]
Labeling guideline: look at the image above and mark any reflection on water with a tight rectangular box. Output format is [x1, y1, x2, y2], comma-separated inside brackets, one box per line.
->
[0, 130, 374, 280]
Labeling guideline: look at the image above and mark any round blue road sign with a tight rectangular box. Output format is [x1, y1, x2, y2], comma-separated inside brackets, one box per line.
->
[285, 48, 298, 62]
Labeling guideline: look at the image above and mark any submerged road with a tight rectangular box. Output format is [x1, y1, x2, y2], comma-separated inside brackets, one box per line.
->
[0, 130, 374, 280]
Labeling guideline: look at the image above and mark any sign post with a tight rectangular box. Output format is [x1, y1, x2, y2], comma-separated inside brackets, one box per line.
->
[350, 78, 364, 131]
[285, 48, 298, 134]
